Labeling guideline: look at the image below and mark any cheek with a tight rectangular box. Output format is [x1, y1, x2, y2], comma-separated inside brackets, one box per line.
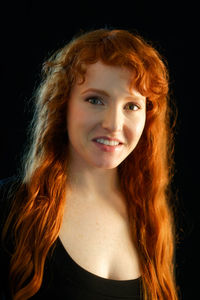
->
[136, 118, 146, 137]
[67, 104, 96, 135]
[129, 114, 146, 142]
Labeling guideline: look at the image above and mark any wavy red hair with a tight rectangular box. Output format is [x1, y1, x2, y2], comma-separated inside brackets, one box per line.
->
[2, 29, 178, 299]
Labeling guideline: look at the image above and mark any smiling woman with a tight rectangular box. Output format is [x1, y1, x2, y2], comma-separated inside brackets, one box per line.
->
[66, 62, 146, 170]
[0, 28, 178, 300]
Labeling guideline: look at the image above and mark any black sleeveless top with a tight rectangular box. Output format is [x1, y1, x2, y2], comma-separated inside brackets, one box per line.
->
[0, 177, 142, 299]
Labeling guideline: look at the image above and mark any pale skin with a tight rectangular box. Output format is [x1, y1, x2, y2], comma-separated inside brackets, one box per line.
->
[59, 61, 146, 280]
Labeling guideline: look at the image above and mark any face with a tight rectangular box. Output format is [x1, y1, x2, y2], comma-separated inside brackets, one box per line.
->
[66, 61, 146, 170]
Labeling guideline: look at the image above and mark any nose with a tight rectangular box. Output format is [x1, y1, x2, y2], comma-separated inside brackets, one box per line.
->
[101, 106, 123, 132]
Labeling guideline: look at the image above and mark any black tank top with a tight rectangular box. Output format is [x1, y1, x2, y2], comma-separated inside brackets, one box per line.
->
[0, 177, 142, 299]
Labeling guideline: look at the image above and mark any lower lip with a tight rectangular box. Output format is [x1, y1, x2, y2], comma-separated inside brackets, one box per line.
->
[92, 141, 123, 152]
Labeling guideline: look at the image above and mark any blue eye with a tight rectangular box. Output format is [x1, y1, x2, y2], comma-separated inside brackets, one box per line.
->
[126, 103, 140, 111]
[85, 96, 140, 111]
[86, 97, 103, 105]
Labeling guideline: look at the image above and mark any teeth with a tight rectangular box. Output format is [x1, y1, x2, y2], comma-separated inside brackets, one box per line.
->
[96, 138, 120, 146]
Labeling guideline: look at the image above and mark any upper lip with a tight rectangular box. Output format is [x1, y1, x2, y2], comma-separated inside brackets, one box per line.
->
[92, 136, 124, 144]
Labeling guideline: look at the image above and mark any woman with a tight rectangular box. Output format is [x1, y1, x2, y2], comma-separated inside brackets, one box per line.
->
[0, 28, 178, 299]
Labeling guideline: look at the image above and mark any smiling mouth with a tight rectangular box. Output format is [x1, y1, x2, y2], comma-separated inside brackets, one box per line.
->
[92, 140, 123, 152]
[94, 139, 121, 146]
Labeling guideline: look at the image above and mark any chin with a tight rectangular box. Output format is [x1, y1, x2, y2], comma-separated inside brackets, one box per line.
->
[91, 159, 122, 170]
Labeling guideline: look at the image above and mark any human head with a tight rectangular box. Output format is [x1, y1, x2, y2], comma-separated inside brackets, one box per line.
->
[66, 61, 146, 172]
[34, 28, 169, 176]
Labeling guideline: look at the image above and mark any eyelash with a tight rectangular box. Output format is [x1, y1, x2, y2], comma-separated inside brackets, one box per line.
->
[85, 96, 140, 111]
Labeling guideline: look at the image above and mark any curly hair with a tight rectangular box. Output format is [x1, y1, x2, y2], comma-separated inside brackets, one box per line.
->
[2, 28, 178, 299]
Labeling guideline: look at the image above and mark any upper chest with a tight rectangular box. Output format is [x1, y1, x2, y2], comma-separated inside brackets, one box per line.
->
[59, 195, 141, 280]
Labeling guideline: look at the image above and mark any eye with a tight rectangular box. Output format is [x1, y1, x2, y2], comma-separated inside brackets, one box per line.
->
[85, 96, 103, 105]
[126, 102, 140, 111]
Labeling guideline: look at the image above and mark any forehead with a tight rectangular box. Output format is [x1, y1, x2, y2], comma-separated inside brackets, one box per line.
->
[75, 61, 144, 99]
[81, 61, 132, 85]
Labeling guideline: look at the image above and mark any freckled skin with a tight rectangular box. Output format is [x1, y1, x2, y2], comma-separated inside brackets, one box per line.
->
[66, 61, 146, 171]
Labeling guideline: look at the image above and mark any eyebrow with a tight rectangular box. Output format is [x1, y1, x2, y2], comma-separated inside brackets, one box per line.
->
[81, 88, 145, 102]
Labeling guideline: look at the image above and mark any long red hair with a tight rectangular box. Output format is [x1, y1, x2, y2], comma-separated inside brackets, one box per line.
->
[2, 28, 178, 299]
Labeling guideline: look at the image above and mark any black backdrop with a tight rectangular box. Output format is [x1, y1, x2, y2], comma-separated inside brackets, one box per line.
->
[0, 1, 199, 299]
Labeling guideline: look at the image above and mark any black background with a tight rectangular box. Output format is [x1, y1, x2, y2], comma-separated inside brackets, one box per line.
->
[0, 1, 199, 299]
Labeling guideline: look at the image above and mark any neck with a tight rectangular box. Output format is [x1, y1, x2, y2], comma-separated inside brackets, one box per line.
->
[66, 161, 122, 201]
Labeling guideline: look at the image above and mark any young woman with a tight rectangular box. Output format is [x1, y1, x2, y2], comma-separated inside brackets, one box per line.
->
[0, 28, 178, 299]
